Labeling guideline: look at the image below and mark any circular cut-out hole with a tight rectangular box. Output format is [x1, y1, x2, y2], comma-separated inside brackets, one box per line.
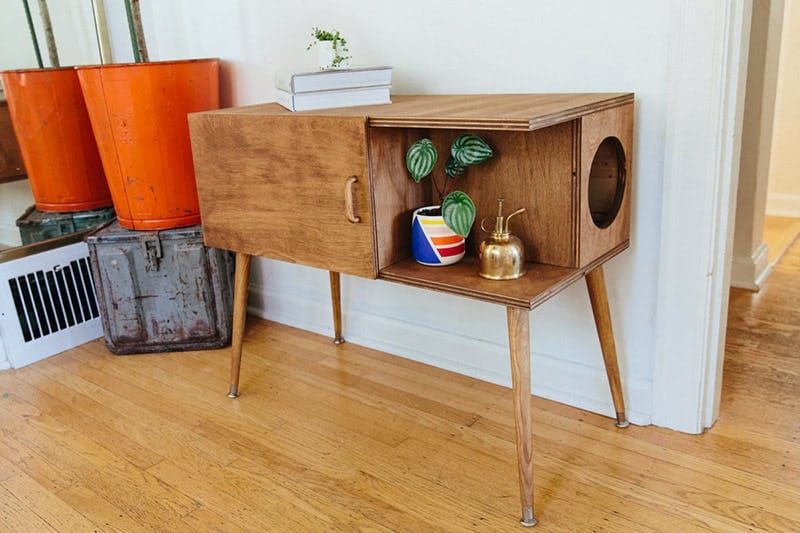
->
[588, 136, 626, 228]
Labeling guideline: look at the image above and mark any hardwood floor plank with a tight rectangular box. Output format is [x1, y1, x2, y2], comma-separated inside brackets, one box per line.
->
[181, 505, 251, 533]
[2, 473, 104, 532]
[79, 464, 199, 533]
[0, 436, 75, 494]
[10, 366, 164, 470]
[524, 402, 800, 507]
[0, 446, 21, 483]
[49, 350, 250, 470]
[56, 484, 150, 533]
[0, 484, 60, 533]
[0, 390, 200, 529]
[147, 459, 342, 532]
[195, 412, 515, 530]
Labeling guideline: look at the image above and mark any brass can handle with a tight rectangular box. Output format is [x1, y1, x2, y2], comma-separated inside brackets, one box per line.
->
[344, 175, 361, 223]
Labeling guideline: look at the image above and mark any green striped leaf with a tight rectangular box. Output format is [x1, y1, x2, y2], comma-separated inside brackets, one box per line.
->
[444, 157, 465, 178]
[451, 134, 493, 167]
[441, 191, 476, 237]
[406, 138, 437, 182]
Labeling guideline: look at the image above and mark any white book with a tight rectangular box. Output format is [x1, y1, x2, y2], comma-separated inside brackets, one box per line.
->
[275, 85, 391, 112]
[275, 66, 392, 93]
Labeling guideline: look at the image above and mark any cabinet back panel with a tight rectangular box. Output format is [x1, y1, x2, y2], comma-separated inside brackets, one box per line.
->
[430, 124, 577, 267]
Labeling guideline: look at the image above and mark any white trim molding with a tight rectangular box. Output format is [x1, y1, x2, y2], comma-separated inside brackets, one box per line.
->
[766, 193, 800, 217]
[652, 1, 752, 433]
[247, 281, 653, 427]
[730, 242, 771, 290]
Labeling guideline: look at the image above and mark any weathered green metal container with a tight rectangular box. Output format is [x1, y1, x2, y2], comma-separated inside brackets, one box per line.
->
[16, 205, 116, 245]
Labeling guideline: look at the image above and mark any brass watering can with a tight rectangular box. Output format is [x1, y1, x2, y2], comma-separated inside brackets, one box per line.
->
[478, 198, 527, 280]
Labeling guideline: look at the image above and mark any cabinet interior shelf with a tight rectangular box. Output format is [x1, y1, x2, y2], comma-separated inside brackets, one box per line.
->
[379, 242, 627, 310]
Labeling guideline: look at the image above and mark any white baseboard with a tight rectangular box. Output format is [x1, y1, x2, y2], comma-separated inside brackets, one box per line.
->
[766, 193, 800, 218]
[730, 242, 771, 290]
[246, 281, 653, 426]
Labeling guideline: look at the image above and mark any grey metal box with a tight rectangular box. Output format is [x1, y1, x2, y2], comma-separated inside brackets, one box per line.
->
[86, 220, 234, 354]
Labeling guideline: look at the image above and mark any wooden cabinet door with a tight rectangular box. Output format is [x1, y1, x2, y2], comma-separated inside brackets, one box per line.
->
[190, 113, 376, 278]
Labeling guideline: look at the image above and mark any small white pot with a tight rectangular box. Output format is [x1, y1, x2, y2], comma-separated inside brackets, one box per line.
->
[316, 40, 349, 69]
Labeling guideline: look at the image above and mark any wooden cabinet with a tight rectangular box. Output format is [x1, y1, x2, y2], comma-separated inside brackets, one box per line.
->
[191, 94, 634, 293]
[188, 94, 634, 527]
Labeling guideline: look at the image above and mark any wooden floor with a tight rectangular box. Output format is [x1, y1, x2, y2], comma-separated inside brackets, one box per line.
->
[764, 215, 800, 265]
[1, 248, 798, 531]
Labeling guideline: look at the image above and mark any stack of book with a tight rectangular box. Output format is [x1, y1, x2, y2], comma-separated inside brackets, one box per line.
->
[274, 65, 392, 112]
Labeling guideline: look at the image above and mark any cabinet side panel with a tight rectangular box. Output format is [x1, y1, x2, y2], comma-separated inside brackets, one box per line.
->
[189, 113, 376, 278]
[370, 128, 432, 270]
[439, 124, 576, 267]
[578, 103, 634, 267]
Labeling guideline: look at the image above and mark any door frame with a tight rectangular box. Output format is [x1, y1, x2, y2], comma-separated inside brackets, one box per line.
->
[651, 0, 753, 433]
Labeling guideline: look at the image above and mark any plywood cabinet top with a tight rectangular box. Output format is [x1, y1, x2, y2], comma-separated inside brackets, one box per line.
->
[206, 93, 634, 131]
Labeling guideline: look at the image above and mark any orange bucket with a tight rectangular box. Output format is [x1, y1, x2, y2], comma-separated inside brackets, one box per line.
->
[77, 58, 219, 230]
[1, 67, 111, 212]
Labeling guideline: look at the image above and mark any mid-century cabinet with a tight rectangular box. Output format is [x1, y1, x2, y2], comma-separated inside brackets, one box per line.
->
[189, 93, 634, 527]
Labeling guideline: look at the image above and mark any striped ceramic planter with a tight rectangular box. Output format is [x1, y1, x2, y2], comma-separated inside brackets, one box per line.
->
[411, 206, 466, 266]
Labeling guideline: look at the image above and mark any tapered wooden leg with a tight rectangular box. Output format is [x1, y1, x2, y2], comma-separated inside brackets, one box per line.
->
[329, 271, 345, 344]
[228, 252, 252, 399]
[585, 266, 629, 428]
[507, 307, 536, 527]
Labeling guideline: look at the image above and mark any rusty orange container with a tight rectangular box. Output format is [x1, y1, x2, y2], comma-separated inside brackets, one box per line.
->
[77, 58, 219, 230]
[1, 67, 111, 212]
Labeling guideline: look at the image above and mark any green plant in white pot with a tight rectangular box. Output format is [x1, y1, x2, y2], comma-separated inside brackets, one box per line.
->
[406, 134, 493, 266]
[307, 27, 350, 69]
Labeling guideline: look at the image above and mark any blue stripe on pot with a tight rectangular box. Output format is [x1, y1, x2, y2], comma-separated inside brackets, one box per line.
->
[411, 216, 441, 265]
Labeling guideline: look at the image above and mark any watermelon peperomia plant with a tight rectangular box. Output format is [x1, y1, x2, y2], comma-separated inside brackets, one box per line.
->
[405, 134, 494, 237]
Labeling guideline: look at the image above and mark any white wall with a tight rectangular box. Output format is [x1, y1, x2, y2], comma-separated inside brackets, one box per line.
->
[0, 0, 100, 70]
[768, 0, 800, 216]
[0, 181, 34, 246]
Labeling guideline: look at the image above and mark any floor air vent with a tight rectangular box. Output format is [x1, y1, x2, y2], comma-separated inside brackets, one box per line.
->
[0, 241, 103, 369]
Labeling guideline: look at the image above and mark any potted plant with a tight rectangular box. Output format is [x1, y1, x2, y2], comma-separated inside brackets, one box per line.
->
[307, 27, 351, 69]
[405, 134, 493, 266]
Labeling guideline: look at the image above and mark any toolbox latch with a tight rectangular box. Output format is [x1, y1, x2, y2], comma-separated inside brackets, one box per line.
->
[141, 232, 163, 272]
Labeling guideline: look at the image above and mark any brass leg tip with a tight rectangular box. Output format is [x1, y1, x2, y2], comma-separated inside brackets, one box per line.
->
[615, 418, 630, 429]
[333, 337, 345, 345]
[227, 386, 240, 399]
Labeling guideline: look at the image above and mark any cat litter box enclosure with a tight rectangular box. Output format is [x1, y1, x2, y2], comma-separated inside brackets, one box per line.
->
[86, 220, 234, 354]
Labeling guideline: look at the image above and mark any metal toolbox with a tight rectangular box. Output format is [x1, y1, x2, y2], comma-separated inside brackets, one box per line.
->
[85, 220, 234, 354]
[16, 205, 116, 245]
